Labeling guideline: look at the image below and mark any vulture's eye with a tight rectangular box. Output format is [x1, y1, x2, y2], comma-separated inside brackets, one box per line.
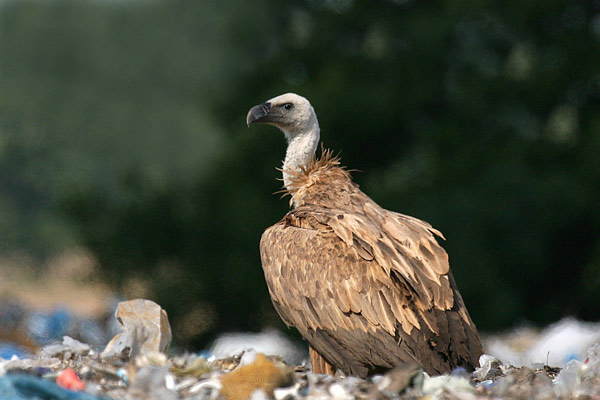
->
[283, 103, 293, 110]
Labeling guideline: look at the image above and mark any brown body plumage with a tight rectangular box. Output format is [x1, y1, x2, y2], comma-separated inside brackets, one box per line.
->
[247, 93, 482, 378]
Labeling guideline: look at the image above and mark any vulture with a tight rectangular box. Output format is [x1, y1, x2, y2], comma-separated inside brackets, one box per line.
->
[246, 93, 482, 378]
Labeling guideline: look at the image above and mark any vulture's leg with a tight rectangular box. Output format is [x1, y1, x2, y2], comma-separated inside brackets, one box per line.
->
[309, 345, 335, 375]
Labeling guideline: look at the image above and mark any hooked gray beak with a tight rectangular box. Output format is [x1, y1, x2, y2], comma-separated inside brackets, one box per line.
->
[246, 102, 271, 127]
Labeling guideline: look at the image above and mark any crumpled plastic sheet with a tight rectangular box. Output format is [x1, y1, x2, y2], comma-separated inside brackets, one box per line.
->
[101, 299, 171, 363]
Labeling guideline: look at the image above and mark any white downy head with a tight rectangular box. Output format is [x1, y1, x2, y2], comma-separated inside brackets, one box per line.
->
[246, 93, 320, 189]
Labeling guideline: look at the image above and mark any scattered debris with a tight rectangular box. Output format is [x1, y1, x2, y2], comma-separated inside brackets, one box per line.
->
[473, 354, 503, 381]
[41, 336, 92, 360]
[210, 329, 305, 366]
[484, 317, 600, 367]
[1, 301, 600, 399]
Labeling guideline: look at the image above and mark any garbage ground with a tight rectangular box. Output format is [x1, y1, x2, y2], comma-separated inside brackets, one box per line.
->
[1, 298, 600, 400]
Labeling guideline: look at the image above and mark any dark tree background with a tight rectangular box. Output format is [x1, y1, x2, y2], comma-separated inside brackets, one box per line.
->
[1, 0, 599, 348]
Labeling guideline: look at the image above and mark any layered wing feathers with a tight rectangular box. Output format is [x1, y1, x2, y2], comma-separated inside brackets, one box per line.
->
[261, 154, 482, 376]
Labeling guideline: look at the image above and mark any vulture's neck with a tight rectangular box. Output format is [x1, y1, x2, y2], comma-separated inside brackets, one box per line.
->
[282, 121, 320, 191]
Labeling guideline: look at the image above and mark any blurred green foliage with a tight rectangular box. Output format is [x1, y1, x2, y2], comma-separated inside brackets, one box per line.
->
[1, 0, 599, 347]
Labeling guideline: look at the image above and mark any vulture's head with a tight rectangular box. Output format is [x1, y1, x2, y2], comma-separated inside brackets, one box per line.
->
[246, 93, 319, 142]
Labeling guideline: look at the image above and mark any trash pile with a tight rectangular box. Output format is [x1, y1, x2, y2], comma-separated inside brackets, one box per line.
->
[2, 299, 600, 400]
[483, 318, 600, 368]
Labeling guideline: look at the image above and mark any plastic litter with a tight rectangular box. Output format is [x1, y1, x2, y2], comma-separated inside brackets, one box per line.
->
[472, 354, 503, 381]
[188, 378, 221, 398]
[210, 329, 305, 366]
[273, 382, 302, 400]
[41, 336, 92, 360]
[127, 366, 177, 400]
[556, 359, 581, 396]
[484, 317, 600, 367]
[57, 368, 85, 391]
[494, 366, 556, 399]
[101, 299, 172, 363]
[554, 342, 600, 397]
[421, 372, 477, 397]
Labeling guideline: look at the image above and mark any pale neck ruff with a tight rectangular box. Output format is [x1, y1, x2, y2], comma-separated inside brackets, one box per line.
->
[282, 124, 320, 191]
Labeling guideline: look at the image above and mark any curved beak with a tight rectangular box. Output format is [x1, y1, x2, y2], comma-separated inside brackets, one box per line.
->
[246, 102, 271, 127]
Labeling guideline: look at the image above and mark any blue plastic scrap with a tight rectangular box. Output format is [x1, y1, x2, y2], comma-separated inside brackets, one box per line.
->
[27, 309, 72, 345]
[0, 374, 108, 400]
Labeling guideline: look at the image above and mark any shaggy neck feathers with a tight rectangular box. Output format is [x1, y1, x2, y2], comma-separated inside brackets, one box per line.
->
[282, 148, 353, 208]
